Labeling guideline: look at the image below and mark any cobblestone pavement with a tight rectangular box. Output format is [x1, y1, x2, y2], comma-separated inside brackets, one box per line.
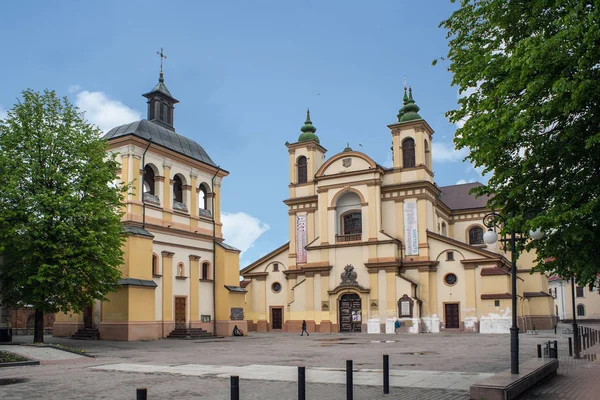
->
[0, 323, 598, 399]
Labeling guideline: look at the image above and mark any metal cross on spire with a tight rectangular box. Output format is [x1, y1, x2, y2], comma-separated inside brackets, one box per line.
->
[157, 47, 167, 72]
[404, 75, 407, 89]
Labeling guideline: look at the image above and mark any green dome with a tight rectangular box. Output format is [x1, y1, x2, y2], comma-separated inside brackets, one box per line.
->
[298, 109, 320, 143]
[397, 87, 422, 123]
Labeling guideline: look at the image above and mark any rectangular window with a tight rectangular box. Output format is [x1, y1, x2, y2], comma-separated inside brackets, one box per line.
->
[446, 251, 454, 261]
[494, 300, 500, 307]
[576, 286, 584, 298]
[273, 263, 279, 272]
[201, 315, 211, 322]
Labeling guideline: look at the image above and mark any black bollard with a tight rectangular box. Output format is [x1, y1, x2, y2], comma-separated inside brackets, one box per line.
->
[587, 328, 591, 348]
[383, 354, 390, 394]
[231, 375, 239, 400]
[537, 344, 542, 358]
[136, 388, 147, 400]
[554, 340, 558, 359]
[346, 360, 353, 400]
[298, 366, 306, 400]
[568, 337, 573, 357]
[554, 325, 557, 335]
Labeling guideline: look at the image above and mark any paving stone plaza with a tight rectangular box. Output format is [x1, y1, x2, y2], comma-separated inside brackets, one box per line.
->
[1, 323, 599, 399]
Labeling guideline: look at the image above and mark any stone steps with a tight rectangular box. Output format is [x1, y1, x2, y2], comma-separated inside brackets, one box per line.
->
[167, 328, 213, 339]
[72, 328, 99, 340]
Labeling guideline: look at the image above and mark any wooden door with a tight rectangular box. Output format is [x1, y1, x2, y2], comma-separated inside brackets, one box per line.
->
[271, 308, 283, 330]
[444, 303, 460, 329]
[339, 294, 362, 332]
[83, 306, 93, 329]
[175, 298, 186, 329]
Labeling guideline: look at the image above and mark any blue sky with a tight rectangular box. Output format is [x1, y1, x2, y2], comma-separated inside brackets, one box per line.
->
[0, 1, 486, 267]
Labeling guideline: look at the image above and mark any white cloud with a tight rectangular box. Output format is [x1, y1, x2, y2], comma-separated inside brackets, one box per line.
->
[0, 105, 7, 121]
[221, 212, 270, 256]
[73, 89, 141, 133]
[456, 178, 475, 185]
[432, 141, 469, 163]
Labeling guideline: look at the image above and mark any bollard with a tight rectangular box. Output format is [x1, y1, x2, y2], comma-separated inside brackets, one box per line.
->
[298, 366, 306, 400]
[346, 360, 353, 400]
[537, 344, 542, 358]
[553, 340, 558, 359]
[587, 328, 591, 348]
[136, 388, 147, 400]
[554, 325, 557, 335]
[568, 337, 573, 357]
[582, 331, 587, 350]
[231, 375, 239, 400]
[383, 354, 390, 395]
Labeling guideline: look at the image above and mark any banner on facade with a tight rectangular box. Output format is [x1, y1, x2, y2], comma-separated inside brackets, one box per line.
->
[404, 202, 419, 255]
[296, 214, 307, 263]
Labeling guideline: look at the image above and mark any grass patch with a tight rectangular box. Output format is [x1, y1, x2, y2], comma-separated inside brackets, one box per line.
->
[29, 343, 86, 354]
[0, 350, 28, 363]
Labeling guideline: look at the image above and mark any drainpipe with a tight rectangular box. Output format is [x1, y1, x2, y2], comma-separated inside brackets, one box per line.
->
[141, 139, 152, 230]
[211, 166, 221, 336]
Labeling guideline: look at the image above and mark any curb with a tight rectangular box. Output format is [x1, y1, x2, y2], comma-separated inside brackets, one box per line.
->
[0, 360, 40, 368]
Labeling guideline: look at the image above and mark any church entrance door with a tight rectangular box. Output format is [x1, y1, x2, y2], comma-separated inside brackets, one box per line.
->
[444, 303, 460, 329]
[271, 307, 283, 330]
[83, 305, 93, 329]
[339, 294, 362, 332]
[175, 297, 186, 329]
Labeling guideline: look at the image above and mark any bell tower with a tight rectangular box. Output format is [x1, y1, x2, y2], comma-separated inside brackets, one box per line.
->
[142, 67, 179, 130]
[388, 86, 434, 184]
[286, 109, 326, 190]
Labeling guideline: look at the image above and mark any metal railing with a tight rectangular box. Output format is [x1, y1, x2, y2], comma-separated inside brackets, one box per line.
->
[335, 234, 361, 243]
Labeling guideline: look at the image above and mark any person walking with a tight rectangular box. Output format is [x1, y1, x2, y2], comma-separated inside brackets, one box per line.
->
[301, 320, 309, 336]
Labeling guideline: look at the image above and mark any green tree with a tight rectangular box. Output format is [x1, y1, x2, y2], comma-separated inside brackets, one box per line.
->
[439, 0, 600, 287]
[0, 89, 126, 342]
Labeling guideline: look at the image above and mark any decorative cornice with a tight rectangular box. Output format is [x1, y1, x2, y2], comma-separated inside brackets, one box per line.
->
[283, 195, 318, 206]
[481, 293, 511, 300]
[189, 254, 201, 261]
[480, 267, 510, 276]
[161, 251, 175, 258]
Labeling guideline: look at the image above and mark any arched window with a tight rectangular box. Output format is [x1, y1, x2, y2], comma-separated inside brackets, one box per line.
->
[441, 222, 447, 236]
[335, 191, 363, 242]
[26, 314, 35, 329]
[468, 226, 484, 245]
[424, 140, 431, 169]
[577, 304, 585, 317]
[402, 138, 416, 168]
[199, 185, 208, 210]
[152, 254, 159, 275]
[143, 165, 156, 195]
[297, 156, 307, 184]
[202, 262, 210, 280]
[173, 175, 183, 203]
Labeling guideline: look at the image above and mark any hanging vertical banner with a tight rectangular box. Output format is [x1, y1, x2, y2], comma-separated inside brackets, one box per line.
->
[404, 202, 419, 255]
[296, 214, 307, 263]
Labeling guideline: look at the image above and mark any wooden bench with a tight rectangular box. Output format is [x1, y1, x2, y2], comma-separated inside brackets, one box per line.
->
[470, 358, 558, 400]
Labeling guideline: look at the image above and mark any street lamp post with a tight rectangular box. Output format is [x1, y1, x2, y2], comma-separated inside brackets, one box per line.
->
[570, 277, 581, 359]
[483, 212, 543, 375]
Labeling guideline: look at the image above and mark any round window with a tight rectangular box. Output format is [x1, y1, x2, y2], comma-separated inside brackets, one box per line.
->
[271, 282, 282, 293]
[444, 273, 458, 286]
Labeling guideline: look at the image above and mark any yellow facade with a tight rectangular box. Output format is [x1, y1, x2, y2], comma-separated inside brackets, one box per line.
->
[53, 73, 246, 340]
[242, 93, 555, 334]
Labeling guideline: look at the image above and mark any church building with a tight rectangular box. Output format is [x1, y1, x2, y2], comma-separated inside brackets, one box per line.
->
[241, 87, 554, 334]
[52, 68, 247, 340]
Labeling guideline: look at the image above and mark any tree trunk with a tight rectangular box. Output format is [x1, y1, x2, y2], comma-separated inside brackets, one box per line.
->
[33, 309, 44, 343]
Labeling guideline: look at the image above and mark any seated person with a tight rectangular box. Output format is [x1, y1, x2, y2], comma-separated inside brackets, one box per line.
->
[233, 325, 244, 336]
